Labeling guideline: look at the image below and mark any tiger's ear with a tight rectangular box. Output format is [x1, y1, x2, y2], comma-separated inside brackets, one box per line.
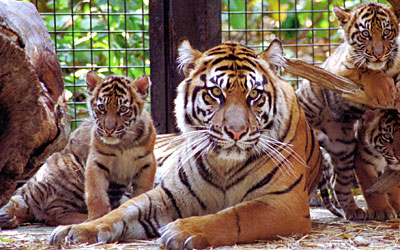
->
[134, 74, 150, 100]
[259, 39, 284, 72]
[177, 39, 202, 77]
[86, 71, 103, 93]
[333, 5, 351, 25]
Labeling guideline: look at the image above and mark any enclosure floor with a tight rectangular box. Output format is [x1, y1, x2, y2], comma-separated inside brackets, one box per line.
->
[1, 197, 400, 250]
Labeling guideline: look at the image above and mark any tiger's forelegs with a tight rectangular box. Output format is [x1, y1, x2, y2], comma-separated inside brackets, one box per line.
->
[387, 185, 400, 217]
[355, 157, 397, 220]
[50, 188, 174, 245]
[85, 157, 111, 221]
[159, 196, 311, 249]
[318, 123, 366, 220]
[0, 195, 33, 229]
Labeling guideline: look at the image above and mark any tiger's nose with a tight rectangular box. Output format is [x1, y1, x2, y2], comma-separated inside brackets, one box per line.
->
[226, 127, 247, 140]
[105, 128, 115, 135]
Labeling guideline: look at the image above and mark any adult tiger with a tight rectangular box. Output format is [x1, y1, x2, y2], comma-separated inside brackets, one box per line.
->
[296, 2, 400, 220]
[0, 72, 156, 228]
[354, 109, 400, 221]
[50, 39, 323, 249]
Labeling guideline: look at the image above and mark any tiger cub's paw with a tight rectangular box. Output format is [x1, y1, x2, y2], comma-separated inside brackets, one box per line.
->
[159, 219, 210, 250]
[49, 223, 112, 246]
[344, 207, 368, 220]
[0, 205, 19, 229]
[360, 71, 395, 107]
[366, 206, 397, 221]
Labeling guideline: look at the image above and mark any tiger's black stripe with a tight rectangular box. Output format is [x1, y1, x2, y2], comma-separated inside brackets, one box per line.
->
[95, 161, 110, 174]
[160, 181, 182, 218]
[178, 166, 206, 210]
[243, 166, 279, 199]
[268, 174, 304, 195]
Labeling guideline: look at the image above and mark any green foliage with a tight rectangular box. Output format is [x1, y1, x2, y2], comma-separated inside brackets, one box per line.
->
[30, 0, 393, 128]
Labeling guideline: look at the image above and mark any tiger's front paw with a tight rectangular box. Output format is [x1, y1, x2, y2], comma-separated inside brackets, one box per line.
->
[360, 71, 395, 107]
[159, 219, 210, 250]
[49, 223, 113, 246]
[344, 207, 367, 220]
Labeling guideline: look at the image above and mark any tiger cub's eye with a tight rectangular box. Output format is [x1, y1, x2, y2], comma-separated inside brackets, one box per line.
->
[97, 104, 105, 111]
[382, 133, 392, 140]
[383, 29, 391, 36]
[211, 87, 222, 97]
[361, 30, 370, 37]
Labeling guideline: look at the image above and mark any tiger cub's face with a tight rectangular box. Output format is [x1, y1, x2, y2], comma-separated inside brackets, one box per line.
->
[362, 110, 400, 171]
[334, 2, 400, 70]
[175, 40, 284, 161]
[86, 71, 149, 145]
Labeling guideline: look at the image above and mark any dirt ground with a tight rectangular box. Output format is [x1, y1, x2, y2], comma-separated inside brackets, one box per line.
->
[1, 197, 400, 250]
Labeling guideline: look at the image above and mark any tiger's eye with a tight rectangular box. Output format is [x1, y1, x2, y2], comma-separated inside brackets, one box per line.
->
[97, 104, 105, 111]
[361, 30, 370, 37]
[383, 133, 392, 140]
[383, 29, 391, 36]
[119, 106, 128, 113]
[211, 87, 222, 97]
[249, 89, 260, 99]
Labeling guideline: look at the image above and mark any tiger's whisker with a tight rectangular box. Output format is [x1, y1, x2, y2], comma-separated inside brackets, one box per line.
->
[260, 135, 307, 169]
[257, 140, 296, 177]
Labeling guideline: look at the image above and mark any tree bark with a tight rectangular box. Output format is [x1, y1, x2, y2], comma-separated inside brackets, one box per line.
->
[0, 0, 70, 206]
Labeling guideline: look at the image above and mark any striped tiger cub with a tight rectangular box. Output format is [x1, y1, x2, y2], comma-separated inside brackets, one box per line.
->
[0, 72, 156, 228]
[296, 2, 400, 220]
[50, 39, 324, 249]
[354, 109, 400, 221]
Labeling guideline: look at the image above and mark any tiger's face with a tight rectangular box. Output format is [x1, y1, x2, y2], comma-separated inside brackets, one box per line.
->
[175, 40, 284, 161]
[86, 72, 149, 145]
[363, 110, 400, 171]
[334, 2, 400, 70]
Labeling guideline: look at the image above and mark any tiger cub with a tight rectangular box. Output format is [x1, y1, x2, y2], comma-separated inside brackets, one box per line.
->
[50, 39, 324, 249]
[296, 2, 400, 220]
[0, 72, 156, 228]
[354, 109, 400, 221]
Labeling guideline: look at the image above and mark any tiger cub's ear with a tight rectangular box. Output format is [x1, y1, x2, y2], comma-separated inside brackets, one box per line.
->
[333, 5, 351, 25]
[134, 74, 150, 100]
[86, 71, 103, 93]
[177, 39, 202, 77]
[259, 39, 284, 73]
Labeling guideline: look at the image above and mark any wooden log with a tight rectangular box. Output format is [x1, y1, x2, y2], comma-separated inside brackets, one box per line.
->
[366, 170, 400, 194]
[0, 0, 69, 206]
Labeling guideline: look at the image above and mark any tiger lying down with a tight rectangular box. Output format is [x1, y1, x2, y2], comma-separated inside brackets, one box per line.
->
[50, 39, 328, 249]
